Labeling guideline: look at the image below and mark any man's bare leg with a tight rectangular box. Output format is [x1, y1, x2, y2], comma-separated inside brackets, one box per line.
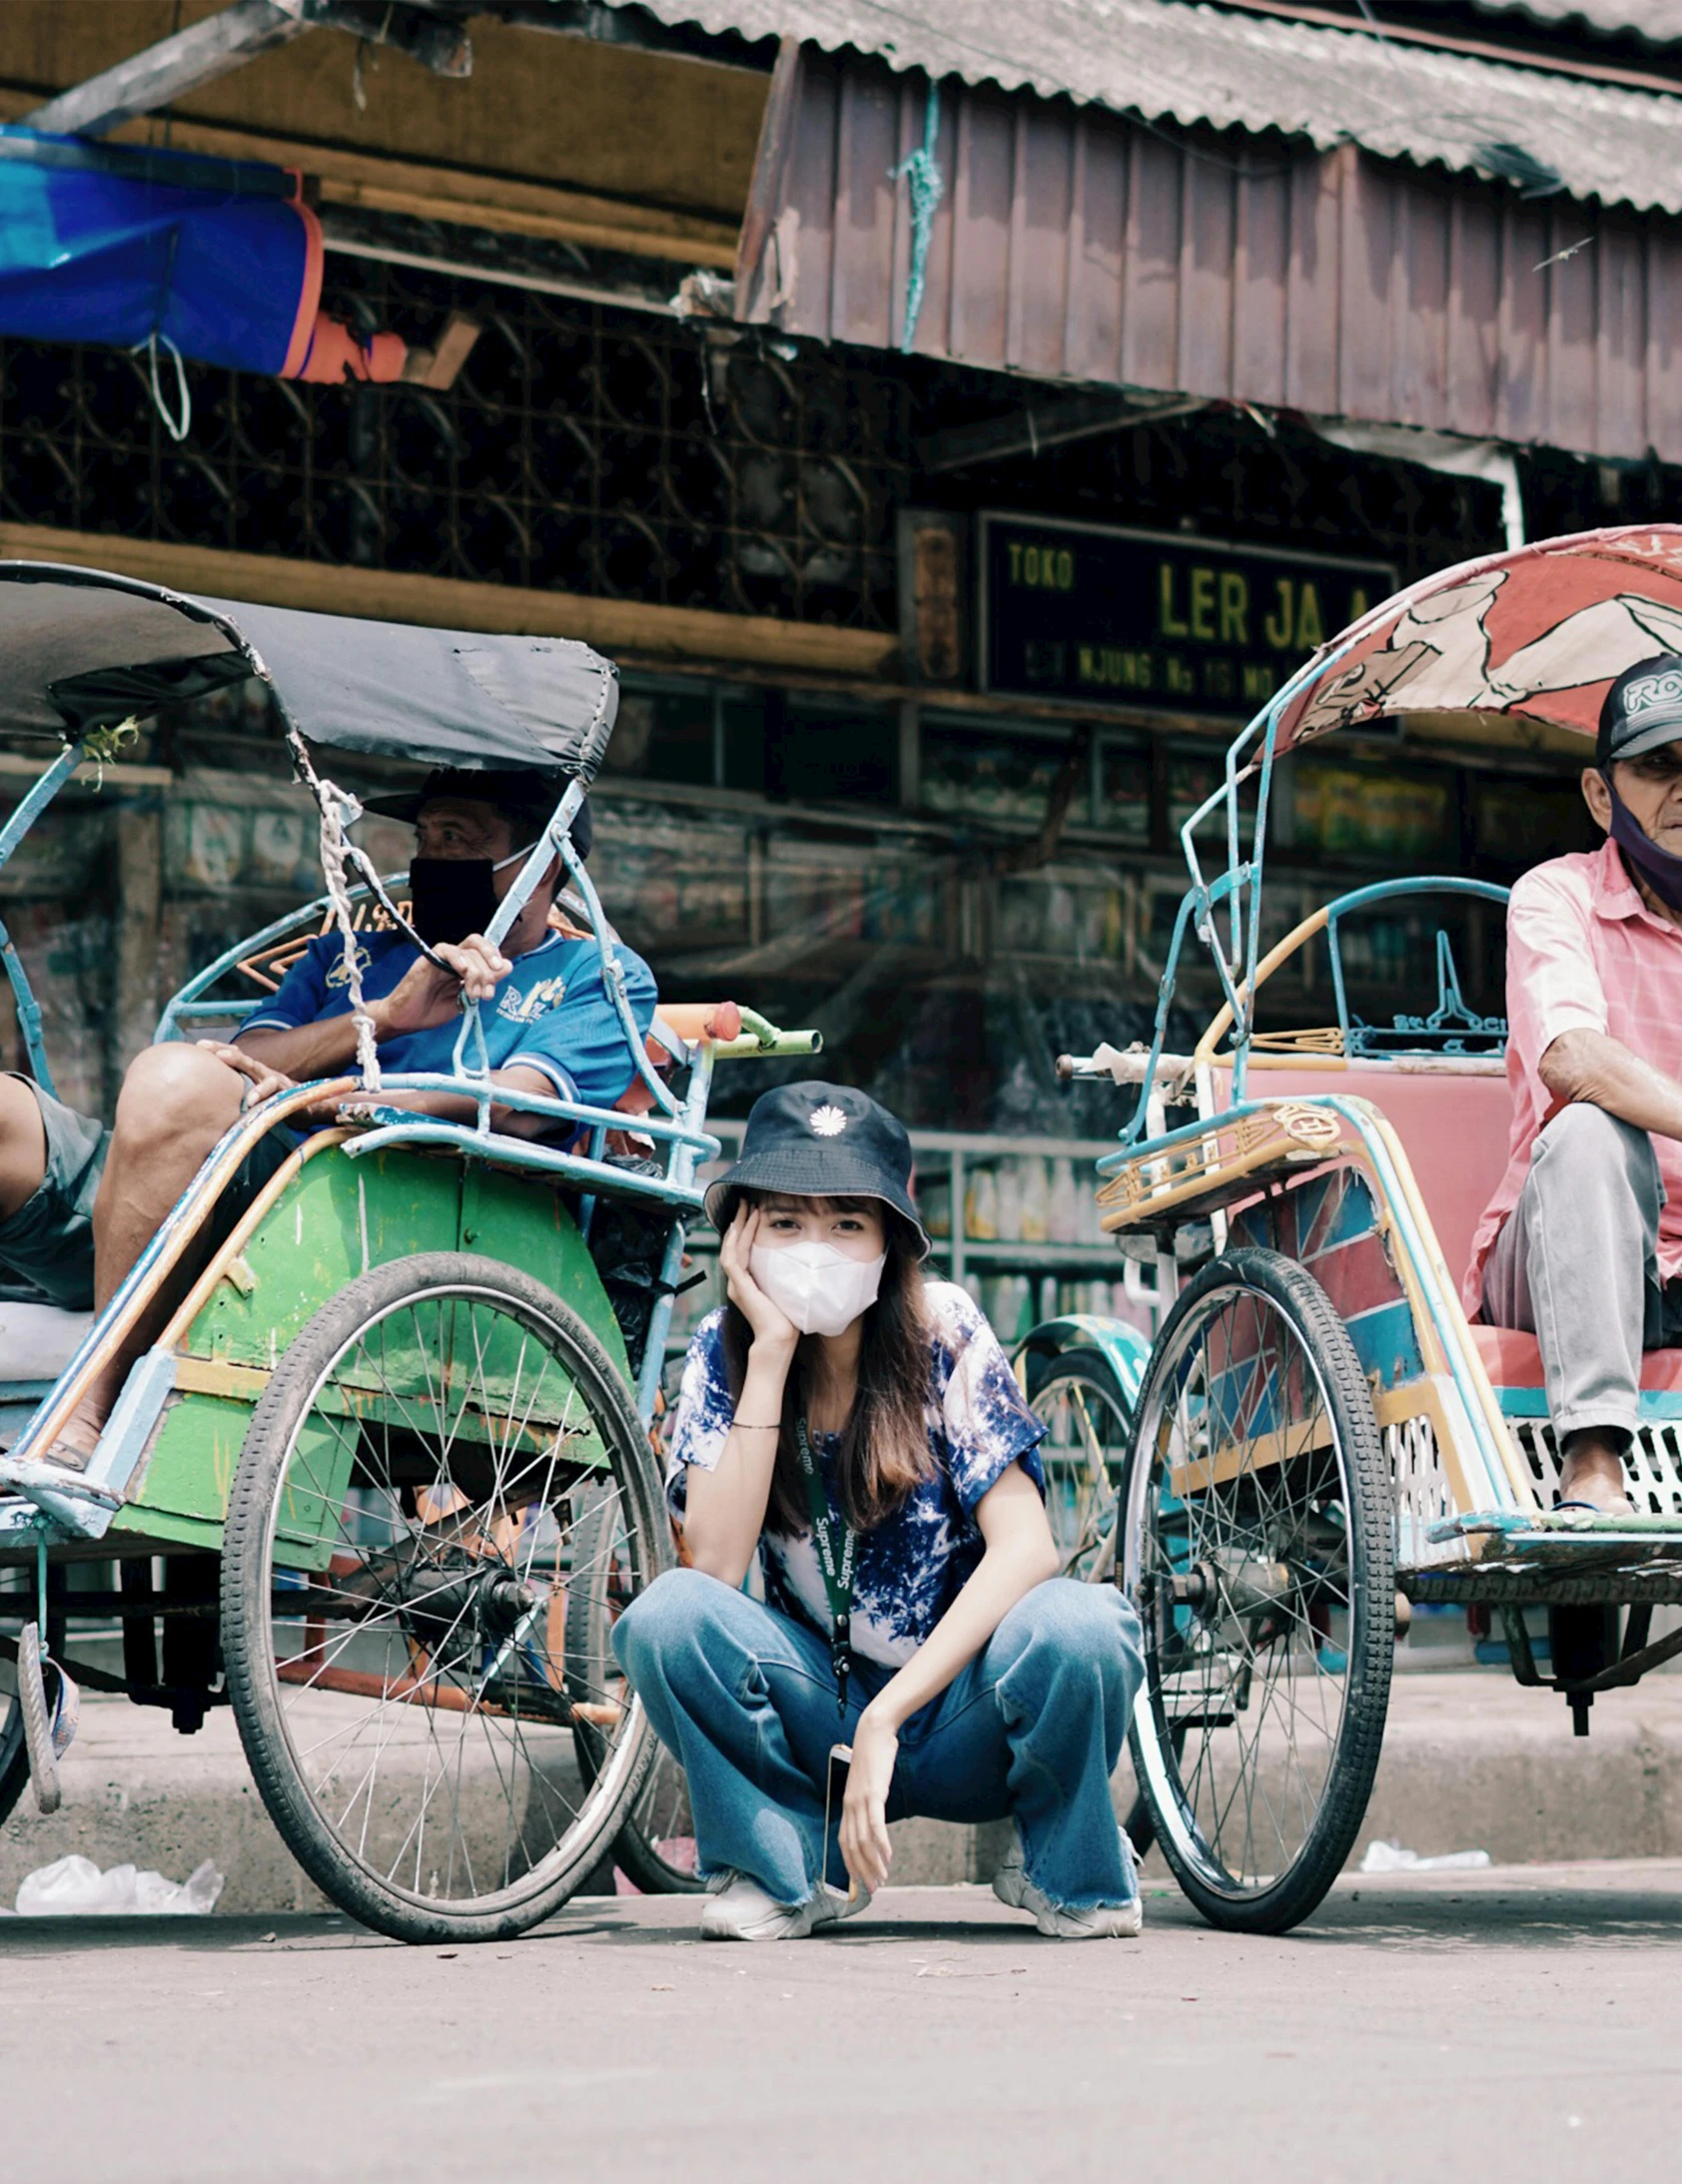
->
[0, 1075, 48, 1227]
[1557, 1428, 1636, 1516]
[54, 1046, 244, 1461]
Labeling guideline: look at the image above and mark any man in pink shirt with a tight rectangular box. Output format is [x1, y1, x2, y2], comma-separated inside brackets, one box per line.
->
[1474, 654, 1682, 1515]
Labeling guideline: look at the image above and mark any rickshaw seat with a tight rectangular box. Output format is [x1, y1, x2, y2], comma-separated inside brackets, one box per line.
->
[610, 1006, 743, 1124]
[0, 1297, 93, 1384]
[1470, 1323, 1682, 1394]
[1217, 1062, 1515, 1302]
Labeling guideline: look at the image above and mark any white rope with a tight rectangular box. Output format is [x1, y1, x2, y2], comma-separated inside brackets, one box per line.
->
[137, 332, 191, 443]
[315, 776, 383, 1092]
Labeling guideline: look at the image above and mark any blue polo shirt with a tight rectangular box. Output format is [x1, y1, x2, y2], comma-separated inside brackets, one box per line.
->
[243, 927, 657, 1107]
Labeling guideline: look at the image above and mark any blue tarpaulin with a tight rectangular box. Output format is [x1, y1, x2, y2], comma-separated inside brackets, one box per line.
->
[0, 129, 319, 376]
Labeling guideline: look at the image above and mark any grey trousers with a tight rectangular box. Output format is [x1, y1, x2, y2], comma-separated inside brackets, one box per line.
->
[1481, 1101, 1682, 1443]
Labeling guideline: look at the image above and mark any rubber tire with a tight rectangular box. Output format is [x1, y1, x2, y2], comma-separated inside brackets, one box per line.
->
[1028, 1348, 1158, 1855]
[565, 1492, 705, 1896]
[605, 1744, 705, 1898]
[1029, 1349, 1134, 1582]
[0, 1682, 29, 1830]
[16, 1622, 58, 1814]
[1121, 1246, 1393, 1935]
[221, 1251, 670, 1945]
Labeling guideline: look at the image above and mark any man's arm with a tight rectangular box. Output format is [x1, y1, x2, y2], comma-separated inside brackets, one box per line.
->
[213, 1040, 571, 1140]
[235, 1010, 366, 1082]
[230, 934, 567, 1134]
[236, 936, 510, 1082]
[340, 1064, 565, 1139]
[1539, 1030, 1682, 1142]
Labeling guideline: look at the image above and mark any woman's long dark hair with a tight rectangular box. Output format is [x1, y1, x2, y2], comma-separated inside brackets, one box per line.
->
[719, 1191, 933, 1534]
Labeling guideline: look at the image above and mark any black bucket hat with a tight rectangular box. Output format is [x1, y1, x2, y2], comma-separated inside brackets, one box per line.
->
[363, 767, 591, 860]
[705, 1082, 931, 1257]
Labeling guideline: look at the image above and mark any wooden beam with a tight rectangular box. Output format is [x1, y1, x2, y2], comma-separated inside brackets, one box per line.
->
[0, 88, 742, 268]
[0, 522, 899, 682]
[23, 0, 308, 138]
[733, 36, 802, 318]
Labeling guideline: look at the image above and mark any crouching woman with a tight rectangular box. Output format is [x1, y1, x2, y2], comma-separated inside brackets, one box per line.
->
[611, 1081, 1145, 1941]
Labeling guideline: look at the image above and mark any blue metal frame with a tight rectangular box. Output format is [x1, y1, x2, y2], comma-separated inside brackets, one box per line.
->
[149, 771, 739, 1435]
[0, 740, 87, 1091]
[0, 736, 765, 1485]
[1118, 638, 1363, 1143]
[1320, 877, 1510, 1058]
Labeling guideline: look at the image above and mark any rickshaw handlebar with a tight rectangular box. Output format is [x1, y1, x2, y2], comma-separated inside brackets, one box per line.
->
[1057, 1044, 1195, 1089]
[710, 1009, 823, 1063]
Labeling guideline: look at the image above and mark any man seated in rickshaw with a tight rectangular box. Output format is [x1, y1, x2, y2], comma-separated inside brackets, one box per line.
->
[0, 766, 655, 1469]
[1469, 656, 1682, 1516]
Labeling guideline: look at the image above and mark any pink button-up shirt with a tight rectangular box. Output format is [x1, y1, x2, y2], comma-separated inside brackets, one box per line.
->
[1465, 838, 1682, 1310]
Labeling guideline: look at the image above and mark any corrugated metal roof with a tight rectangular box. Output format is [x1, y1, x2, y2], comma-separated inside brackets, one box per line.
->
[1461, 0, 1682, 44]
[626, 0, 1682, 213]
[735, 43, 1682, 461]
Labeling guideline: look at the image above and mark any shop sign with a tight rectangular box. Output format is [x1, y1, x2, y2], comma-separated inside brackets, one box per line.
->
[980, 514, 1397, 718]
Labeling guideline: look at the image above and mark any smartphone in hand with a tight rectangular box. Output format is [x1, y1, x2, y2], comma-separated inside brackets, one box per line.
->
[822, 1742, 853, 1901]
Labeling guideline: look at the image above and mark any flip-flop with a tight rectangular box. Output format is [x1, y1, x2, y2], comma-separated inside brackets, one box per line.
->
[1553, 1496, 1638, 1519]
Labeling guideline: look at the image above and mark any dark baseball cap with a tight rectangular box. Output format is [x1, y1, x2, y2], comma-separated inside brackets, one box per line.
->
[362, 767, 591, 859]
[705, 1081, 931, 1257]
[1597, 655, 1682, 768]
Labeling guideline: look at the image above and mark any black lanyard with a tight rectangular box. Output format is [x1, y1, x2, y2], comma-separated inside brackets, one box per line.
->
[793, 1416, 856, 1717]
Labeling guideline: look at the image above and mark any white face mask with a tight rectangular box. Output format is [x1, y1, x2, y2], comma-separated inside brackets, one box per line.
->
[749, 1239, 887, 1337]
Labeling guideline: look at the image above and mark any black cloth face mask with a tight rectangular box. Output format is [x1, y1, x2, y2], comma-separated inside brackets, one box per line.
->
[1602, 771, 1682, 915]
[407, 846, 530, 948]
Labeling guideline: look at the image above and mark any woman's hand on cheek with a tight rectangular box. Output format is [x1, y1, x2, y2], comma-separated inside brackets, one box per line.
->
[839, 1710, 897, 1896]
[719, 1205, 798, 1353]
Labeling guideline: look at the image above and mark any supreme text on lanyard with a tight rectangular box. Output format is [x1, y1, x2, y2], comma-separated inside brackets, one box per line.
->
[794, 1417, 856, 1717]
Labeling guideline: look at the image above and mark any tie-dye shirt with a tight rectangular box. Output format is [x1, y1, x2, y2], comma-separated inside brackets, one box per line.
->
[665, 1281, 1047, 1668]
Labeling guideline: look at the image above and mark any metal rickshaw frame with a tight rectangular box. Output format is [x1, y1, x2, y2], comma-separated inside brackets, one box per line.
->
[1060, 525, 1682, 1932]
[0, 561, 817, 1936]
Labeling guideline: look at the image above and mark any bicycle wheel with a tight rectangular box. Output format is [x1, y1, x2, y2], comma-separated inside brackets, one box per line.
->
[1030, 1350, 1134, 1583]
[0, 1569, 32, 1828]
[566, 1493, 704, 1894]
[1121, 1246, 1393, 1934]
[1029, 1347, 1158, 1851]
[221, 1252, 670, 1944]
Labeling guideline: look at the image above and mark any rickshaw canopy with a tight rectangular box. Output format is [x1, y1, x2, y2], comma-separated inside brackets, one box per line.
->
[1275, 523, 1682, 757]
[0, 563, 619, 778]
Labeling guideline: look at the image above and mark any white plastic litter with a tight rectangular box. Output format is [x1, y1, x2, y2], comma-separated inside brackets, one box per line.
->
[1358, 1839, 1492, 1874]
[15, 1853, 224, 1916]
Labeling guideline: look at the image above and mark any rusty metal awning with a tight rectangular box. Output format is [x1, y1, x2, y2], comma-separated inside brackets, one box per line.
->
[727, 40, 1682, 464]
[628, 0, 1682, 215]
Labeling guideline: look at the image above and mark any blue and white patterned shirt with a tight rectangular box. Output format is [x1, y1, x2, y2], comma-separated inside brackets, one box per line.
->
[666, 1281, 1047, 1668]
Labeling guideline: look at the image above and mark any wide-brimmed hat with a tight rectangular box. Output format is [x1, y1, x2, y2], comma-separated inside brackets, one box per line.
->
[705, 1082, 930, 1257]
[362, 767, 591, 859]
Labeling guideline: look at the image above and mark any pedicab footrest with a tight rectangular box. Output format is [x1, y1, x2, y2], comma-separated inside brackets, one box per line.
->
[1097, 1104, 1346, 1233]
[1426, 1509, 1682, 1564]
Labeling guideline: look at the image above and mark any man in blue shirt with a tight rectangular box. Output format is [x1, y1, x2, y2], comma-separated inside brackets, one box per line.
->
[237, 771, 654, 1119]
[0, 766, 655, 1466]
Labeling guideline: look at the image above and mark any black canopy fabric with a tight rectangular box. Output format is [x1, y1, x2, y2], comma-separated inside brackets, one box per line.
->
[0, 565, 620, 779]
[198, 596, 619, 777]
[0, 574, 244, 735]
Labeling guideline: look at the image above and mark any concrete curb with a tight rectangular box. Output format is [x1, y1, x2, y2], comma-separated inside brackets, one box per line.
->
[5, 1673, 1682, 1912]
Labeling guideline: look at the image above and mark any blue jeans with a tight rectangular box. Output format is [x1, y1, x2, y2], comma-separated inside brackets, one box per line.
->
[612, 1568, 1145, 1911]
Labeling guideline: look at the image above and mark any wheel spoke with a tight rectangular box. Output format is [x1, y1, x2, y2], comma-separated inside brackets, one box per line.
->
[1124, 1252, 1391, 1925]
[229, 1266, 663, 1936]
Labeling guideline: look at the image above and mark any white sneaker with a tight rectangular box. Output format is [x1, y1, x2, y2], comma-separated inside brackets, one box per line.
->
[992, 1834, 1143, 1940]
[699, 1872, 871, 1941]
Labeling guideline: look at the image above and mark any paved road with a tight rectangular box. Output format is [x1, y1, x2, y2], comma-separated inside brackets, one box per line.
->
[7, 1862, 1682, 2183]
